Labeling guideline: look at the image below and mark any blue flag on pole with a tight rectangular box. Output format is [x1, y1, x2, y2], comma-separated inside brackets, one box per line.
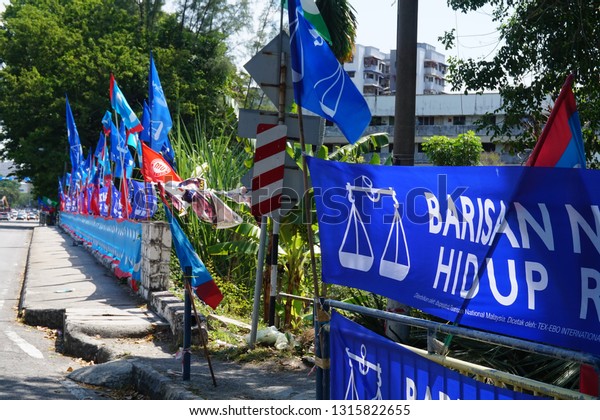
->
[140, 101, 151, 144]
[66, 95, 83, 172]
[110, 74, 143, 133]
[149, 53, 173, 153]
[109, 120, 134, 179]
[288, 0, 371, 143]
[164, 205, 223, 309]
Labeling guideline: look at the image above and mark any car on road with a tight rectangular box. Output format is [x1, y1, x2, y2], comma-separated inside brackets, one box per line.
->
[0, 211, 9, 221]
[16, 211, 26, 220]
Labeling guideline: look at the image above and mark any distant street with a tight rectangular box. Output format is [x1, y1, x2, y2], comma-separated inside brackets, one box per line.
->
[0, 221, 101, 400]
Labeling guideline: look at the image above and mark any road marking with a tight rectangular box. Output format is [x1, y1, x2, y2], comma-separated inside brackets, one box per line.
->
[4, 330, 44, 359]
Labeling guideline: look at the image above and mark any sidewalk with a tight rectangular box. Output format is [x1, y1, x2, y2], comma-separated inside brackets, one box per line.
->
[20, 225, 316, 400]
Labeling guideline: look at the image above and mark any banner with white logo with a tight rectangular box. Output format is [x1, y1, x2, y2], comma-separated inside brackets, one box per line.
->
[308, 157, 600, 356]
[330, 311, 545, 400]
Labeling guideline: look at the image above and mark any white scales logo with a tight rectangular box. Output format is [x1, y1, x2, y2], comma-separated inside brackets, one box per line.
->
[345, 344, 383, 400]
[339, 176, 411, 281]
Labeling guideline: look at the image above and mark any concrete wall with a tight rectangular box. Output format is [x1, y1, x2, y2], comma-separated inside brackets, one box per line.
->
[59, 215, 189, 339]
[139, 221, 172, 301]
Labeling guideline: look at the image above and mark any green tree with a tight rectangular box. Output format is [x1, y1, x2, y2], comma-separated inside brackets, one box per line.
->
[0, 179, 20, 206]
[316, 0, 358, 62]
[441, 0, 600, 165]
[421, 130, 484, 166]
[0, 0, 246, 199]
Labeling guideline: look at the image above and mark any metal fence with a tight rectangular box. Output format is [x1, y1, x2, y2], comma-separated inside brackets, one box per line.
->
[322, 299, 600, 400]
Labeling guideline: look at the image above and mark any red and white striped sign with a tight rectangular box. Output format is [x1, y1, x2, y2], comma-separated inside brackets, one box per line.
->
[252, 124, 287, 218]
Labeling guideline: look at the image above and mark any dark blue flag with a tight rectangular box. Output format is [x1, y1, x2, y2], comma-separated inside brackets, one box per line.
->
[66, 95, 83, 172]
[129, 180, 157, 219]
[94, 132, 106, 160]
[109, 120, 134, 179]
[140, 101, 151, 144]
[288, 0, 371, 143]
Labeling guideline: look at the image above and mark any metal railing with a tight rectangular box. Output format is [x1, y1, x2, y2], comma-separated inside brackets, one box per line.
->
[324, 298, 600, 400]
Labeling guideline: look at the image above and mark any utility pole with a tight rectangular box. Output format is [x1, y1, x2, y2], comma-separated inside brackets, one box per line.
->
[387, 0, 419, 343]
[393, 0, 418, 166]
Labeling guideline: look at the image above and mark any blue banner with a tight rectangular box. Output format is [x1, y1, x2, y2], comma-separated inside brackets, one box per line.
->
[307, 157, 600, 356]
[59, 213, 142, 281]
[330, 311, 544, 400]
[129, 180, 157, 219]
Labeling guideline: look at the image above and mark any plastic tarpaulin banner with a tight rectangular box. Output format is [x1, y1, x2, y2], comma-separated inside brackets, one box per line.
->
[307, 157, 600, 356]
[330, 311, 544, 400]
[59, 212, 142, 281]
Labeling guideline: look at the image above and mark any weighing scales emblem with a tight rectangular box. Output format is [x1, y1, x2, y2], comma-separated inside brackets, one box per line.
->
[338, 176, 411, 281]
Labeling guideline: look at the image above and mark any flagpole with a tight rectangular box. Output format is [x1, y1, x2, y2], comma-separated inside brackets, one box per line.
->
[297, 104, 328, 400]
[266, 1, 288, 327]
[184, 275, 217, 387]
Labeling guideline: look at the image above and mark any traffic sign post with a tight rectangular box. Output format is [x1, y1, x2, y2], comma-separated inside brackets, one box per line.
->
[242, 30, 323, 336]
[251, 124, 287, 219]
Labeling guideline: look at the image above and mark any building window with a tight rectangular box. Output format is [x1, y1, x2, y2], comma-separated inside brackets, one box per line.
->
[347, 71, 355, 78]
[418, 116, 435, 126]
[371, 116, 383, 126]
[453, 116, 466, 125]
[482, 143, 496, 152]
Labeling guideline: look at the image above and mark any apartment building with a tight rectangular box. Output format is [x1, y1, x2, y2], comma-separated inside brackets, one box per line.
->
[344, 43, 447, 96]
[325, 43, 519, 164]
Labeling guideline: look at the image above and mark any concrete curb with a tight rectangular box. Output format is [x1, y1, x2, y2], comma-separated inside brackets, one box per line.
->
[66, 359, 200, 400]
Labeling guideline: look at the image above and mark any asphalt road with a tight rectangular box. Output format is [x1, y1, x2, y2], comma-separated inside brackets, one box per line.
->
[0, 220, 106, 400]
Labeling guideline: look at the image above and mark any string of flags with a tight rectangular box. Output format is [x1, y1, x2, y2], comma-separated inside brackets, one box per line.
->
[59, 53, 243, 309]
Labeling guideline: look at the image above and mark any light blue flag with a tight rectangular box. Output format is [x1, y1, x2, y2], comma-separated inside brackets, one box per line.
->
[163, 205, 223, 309]
[110, 74, 143, 133]
[66, 95, 84, 171]
[288, 0, 371, 143]
[149, 53, 173, 153]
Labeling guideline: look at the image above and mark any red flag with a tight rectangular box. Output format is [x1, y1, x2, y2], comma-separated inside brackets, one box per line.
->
[90, 184, 100, 216]
[526, 74, 586, 168]
[120, 176, 132, 219]
[141, 142, 182, 184]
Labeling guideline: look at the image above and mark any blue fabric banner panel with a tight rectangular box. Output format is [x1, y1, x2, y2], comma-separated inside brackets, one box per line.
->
[307, 157, 600, 356]
[60, 213, 142, 281]
[330, 311, 545, 400]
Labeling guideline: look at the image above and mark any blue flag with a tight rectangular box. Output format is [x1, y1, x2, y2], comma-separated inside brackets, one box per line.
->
[164, 205, 223, 309]
[94, 132, 106, 160]
[110, 74, 143, 133]
[140, 101, 151, 144]
[66, 95, 83, 172]
[109, 120, 134, 179]
[149, 53, 173, 153]
[129, 180, 157, 219]
[288, 0, 371, 143]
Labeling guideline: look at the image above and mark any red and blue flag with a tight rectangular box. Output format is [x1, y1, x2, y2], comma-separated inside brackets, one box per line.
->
[526, 74, 586, 168]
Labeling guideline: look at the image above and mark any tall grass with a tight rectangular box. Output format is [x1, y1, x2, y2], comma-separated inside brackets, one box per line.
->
[168, 115, 260, 317]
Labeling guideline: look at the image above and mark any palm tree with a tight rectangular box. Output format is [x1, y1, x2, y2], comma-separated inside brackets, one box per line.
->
[316, 0, 358, 62]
